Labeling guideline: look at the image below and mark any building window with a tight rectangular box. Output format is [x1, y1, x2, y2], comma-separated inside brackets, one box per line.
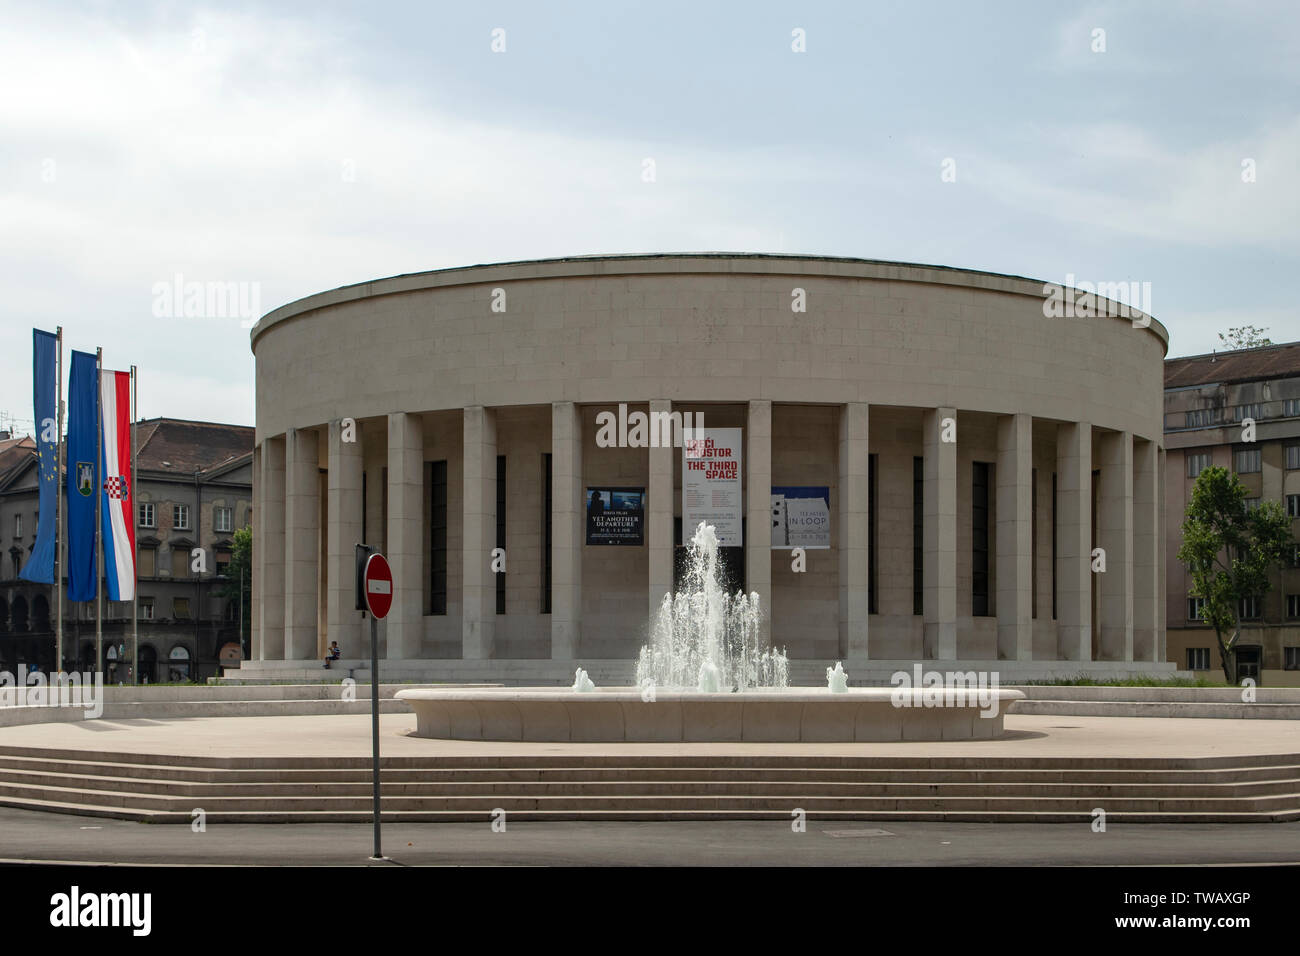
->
[139, 599, 155, 620]
[1186, 452, 1212, 478]
[215, 550, 231, 576]
[1239, 595, 1261, 620]
[912, 457, 923, 616]
[172, 547, 190, 578]
[971, 461, 990, 617]
[542, 453, 552, 615]
[1185, 409, 1219, 428]
[139, 502, 155, 528]
[1188, 596, 1206, 621]
[495, 455, 506, 615]
[1242, 497, 1261, 513]
[1233, 403, 1263, 422]
[1051, 472, 1057, 620]
[1284, 647, 1300, 670]
[430, 460, 447, 616]
[1287, 594, 1300, 619]
[1186, 647, 1210, 671]
[214, 506, 232, 533]
[173, 504, 190, 530]
[1291, 544, 1300, 569]
[868, 453, 878, 615]
[173, 597, 191, 619]
[12, 514, 20, 538]
[138, 546, 156, 577]
[1284, 399, 1300, 418]
[1287, 445, 1300, 469]
[1234, 448, 1261, 474]
[1031, 468, 1038, 619]
[1286, 494, 1300, 518]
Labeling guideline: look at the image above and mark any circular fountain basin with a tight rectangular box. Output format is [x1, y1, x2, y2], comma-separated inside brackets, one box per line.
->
[395, 687, 1025, 742]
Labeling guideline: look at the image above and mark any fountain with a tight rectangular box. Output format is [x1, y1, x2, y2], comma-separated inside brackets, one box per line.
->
[826, 661, 849, 693]
[636, 522, 787, 692]
[396, 521, 1023, 741]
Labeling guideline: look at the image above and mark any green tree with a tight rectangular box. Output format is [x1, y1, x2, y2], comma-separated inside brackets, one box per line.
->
[217, 525, 252, 640]
[1218, 326, 1272, 350]
[1177, 466, 1292, 683]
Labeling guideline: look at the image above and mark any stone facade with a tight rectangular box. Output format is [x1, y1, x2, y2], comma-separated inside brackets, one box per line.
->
[1163, 342, 1300, 686]
[0, 419, 252, 680]
[240, 254, 1175, 682]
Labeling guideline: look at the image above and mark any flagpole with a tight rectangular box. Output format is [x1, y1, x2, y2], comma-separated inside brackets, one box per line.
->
[94, 347, 103, 679]
[131, 365, 138, 685]
[55, 327, 64, 675]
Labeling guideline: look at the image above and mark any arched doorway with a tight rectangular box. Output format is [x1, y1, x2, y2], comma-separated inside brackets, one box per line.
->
[32, 594, 49, 633]
[10, 596, 28, 633]
[138, 644, 158, 684]
[167, 645, 191, 683]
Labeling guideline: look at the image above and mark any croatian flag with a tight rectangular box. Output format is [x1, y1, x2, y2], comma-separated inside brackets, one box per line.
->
[99, 370, 135, 601]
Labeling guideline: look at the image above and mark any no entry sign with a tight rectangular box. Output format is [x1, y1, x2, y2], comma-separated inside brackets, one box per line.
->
[362, 553, 393, 619]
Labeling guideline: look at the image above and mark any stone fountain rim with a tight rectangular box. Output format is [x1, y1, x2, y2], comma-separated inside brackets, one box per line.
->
[395, 687, 1026, 703]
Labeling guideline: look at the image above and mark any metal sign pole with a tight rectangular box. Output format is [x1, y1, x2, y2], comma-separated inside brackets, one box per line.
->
[370, 612, 382, 860]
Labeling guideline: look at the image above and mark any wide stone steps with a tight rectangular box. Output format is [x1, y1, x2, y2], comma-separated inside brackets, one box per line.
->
[0, 746, 1297, 823]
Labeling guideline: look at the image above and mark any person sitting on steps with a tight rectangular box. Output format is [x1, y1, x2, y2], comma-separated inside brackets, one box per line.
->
[323, 641, 341, 669]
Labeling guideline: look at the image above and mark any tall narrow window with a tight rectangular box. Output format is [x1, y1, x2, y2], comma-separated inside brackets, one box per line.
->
[542, 453, 552, 614]
[429, 460, 447, 615]
[972, 462, 990, 616]
[495, 455, 506, 615]
[1031, 468, 1038, 619]
[912, 456, 923, 615]
[1051, 473, 1058, 620]
[868, 454, 878, 615]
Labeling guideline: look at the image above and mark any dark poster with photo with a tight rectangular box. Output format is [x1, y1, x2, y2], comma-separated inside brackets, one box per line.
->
[586, 487, 645, 545]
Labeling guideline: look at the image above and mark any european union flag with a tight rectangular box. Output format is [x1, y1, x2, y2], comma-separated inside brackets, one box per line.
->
[18, 329, 58, 584]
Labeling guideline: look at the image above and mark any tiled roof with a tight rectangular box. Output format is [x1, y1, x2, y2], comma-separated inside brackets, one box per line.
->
[1165, 341, 1300, 388]
[134, 418, 253, 475]
[0, 420, 253, 489]
[0, 435, 36, 487]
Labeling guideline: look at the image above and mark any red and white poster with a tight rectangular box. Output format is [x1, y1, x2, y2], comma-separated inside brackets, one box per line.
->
[683, 427, 743, 546]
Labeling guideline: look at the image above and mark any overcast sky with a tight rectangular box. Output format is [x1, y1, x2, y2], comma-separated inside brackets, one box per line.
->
[1, 0, 1296, 432]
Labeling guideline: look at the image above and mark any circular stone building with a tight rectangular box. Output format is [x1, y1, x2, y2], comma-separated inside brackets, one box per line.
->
[234, 254, 1175, 685]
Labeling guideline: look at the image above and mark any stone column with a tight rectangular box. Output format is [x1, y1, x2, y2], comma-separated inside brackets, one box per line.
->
[551, 402, 582, 659]
[1099, 430, 1134, 661]
[386, 412, 424, 660]
[648, 400, 675, 619]
[1056, 422, 1092, 661]
[462, 406, 496, 659]
[747, 400, 773, 646]
[283, 427, 319, 660]
[1157, 446, 1167, 663]
[837, 402, 869, 658]
[996, 413, 1033, 661]
[922, 407, 957, 659]
[326, 419, 365, 659]
[1132, 438, 1160, 662]
[250, 444, 262, 660]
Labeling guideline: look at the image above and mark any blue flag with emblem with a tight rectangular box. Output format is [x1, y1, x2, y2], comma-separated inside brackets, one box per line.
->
[18, 329, 58, 584]
[66, 349, 99, 601]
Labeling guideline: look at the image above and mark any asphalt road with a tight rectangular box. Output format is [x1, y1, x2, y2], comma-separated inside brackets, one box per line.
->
[1, 807, 1298, 866]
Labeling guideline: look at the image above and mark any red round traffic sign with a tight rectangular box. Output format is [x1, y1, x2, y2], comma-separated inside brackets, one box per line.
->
[363, 553, 393, 619]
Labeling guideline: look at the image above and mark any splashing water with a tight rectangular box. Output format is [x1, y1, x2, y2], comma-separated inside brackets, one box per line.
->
[635, 522, 788, 691]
